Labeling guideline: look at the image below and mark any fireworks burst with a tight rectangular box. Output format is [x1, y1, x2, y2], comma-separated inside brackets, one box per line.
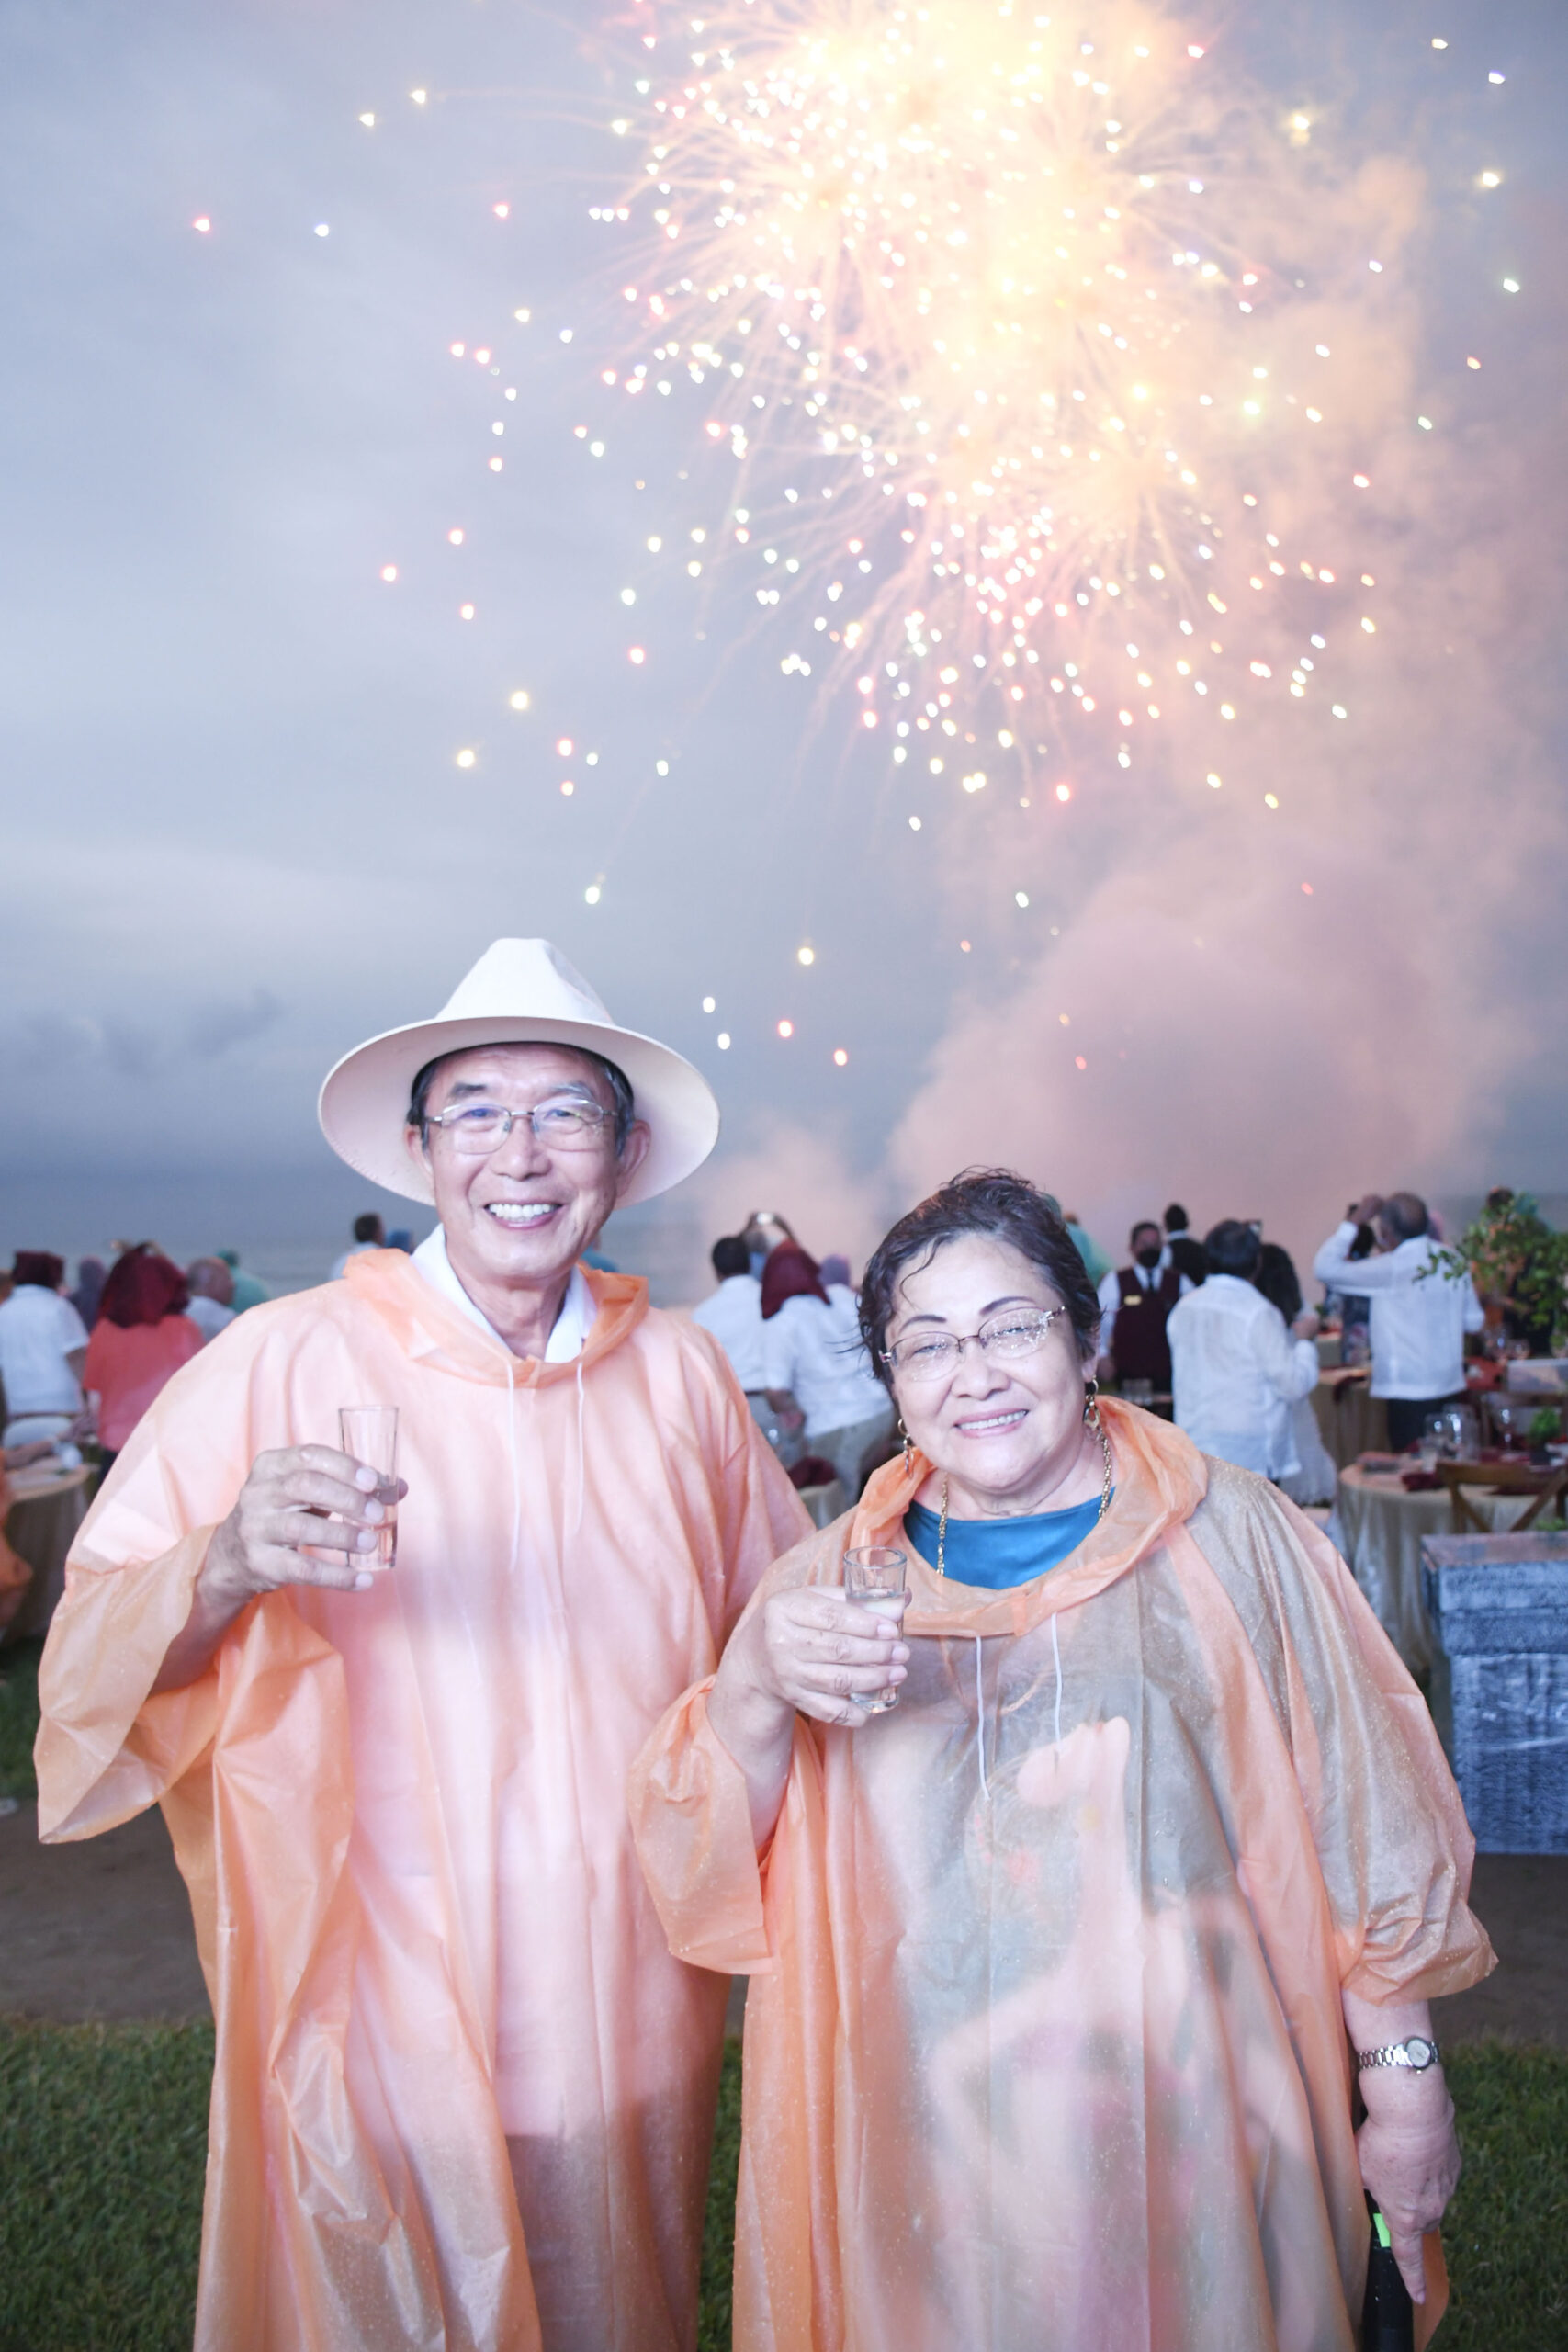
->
[595, 0, 1415, 780]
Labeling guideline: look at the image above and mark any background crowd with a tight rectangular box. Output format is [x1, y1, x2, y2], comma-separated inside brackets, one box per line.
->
[0, 1182, 1543, 1521]
[685, 1187, 1519, 1517]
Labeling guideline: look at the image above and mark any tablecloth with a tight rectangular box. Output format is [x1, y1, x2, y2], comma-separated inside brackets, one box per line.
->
[1312, 1370, 1389, 1470]
[1332, 1465, 1530, 1675]
[1, 1466, 91, 1645]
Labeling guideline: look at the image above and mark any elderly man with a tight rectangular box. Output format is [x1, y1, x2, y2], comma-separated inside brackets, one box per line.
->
[1314, 1191, 1485, 1451]
[37, 940, 808, 2352]
[0, 1251, 90, 1443]
[183, 1256, 237, 1344]
[1167, 1218, 1321, 1478]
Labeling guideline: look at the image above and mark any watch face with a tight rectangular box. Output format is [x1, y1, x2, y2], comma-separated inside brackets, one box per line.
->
[1406, 2037, 1435, 2068]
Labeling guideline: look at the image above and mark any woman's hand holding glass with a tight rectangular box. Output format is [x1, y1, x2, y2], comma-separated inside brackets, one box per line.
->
[737, 1584, 911, 1729]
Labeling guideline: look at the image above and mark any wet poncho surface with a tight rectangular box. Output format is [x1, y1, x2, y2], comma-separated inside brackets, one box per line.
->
[632, 1401, 1492, 2352]
[37, 1250, 808, 2352]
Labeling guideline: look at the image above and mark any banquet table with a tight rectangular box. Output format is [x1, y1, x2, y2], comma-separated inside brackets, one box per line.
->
[1311, 1368, 1389, 1471]
[2, 1464, 91, 1645]
[1333, 1464, 1533, 1675]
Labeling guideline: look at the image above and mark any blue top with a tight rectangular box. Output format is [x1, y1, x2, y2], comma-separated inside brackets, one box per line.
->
[903, 1492, 1110, 1589]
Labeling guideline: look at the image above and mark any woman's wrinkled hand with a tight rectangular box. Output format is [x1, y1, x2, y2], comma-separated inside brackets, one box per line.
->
[1355, 2076, 1461, 2302]
[747, 1586, 910, 1728]
[203, 1445, 407, 1606]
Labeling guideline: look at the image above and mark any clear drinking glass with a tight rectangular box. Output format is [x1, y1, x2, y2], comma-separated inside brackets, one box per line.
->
[339, 1407, 399, 1569]
[843, 1545, 908, 1713]
[1421, 1410, 1457, 1461]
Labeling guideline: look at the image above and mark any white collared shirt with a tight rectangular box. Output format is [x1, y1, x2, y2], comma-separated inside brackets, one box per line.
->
[1311, 1222, 1483, 1399]
[690, 1272, 766, 1390]
[761, 1283, 886, 1439]
[412, 1227, 595, 1361]
[0, 1284, 88, 1419]
[1167, 1273, 1318, 1478]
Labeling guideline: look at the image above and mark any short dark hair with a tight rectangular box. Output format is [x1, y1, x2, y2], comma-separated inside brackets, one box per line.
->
[1164, 1204, 1189, 1233]
[353, 1213, 383, 1245]
[1253, 1241, 1303, 1323]
[858, 1170, 1101, 1387]
[12, 1251, 65, 1290]
[1203, 1219, 1262, 1281]
[407, 1045, 635, 1153]
[711, 1234, 750, 1279]
[1130, 1220, 1162, 1250]
[1380, 1191, 1429, 1242]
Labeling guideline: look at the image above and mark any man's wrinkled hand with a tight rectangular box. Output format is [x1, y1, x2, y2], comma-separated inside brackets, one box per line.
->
[203, 1445, 407, 1604]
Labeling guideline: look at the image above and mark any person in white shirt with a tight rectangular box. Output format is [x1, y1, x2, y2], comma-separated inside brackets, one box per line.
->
[1168, 1221, 1320, 1478]
[761, 1243, 893, 1498]
[331, 1211, 386, 1280]
[184, 1258, 238, 1345]
[0, 1252, 90, 1443]
[691, 1235, 766, 1394]
[1313, 1192, 1484, 1451]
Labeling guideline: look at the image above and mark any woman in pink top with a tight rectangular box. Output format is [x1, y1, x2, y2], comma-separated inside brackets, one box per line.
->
[84, 1246, 203, 1466]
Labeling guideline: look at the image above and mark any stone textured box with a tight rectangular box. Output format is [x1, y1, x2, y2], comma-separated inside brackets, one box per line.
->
[1421, 1533, 1568, 1856]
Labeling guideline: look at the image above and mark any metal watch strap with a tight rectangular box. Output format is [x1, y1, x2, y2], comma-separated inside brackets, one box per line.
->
[1355, 2036, 1441, 2072]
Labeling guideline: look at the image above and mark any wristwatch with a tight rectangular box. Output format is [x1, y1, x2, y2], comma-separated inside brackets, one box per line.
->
[1355, 2035, 1442, 2073]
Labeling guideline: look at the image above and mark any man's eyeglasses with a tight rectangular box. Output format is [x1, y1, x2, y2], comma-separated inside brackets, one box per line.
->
[424, 1096, 614, 1154]
[882, 1306, 1065, 1383]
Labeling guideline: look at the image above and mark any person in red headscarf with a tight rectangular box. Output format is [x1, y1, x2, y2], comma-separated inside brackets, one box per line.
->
[82, 1246, 203, 1469]
[761, 1241, 892, 1498]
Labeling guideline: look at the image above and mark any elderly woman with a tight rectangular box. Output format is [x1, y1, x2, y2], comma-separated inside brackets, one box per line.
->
[632, 1171, 1492, 2352]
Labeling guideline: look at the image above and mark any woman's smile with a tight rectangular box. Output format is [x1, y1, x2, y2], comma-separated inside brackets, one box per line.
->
[952, 1405, 1030, 1438]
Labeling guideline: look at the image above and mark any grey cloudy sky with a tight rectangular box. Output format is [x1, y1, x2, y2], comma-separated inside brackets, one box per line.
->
[2, 0, 1563, 1293]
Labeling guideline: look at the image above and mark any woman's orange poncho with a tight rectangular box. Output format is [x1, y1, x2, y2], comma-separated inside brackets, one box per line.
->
[631, 1400, 1494, 2352]
[37, 1250, 808, 2352]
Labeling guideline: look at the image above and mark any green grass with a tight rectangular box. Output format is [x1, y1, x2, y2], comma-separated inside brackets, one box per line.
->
[0, 1637, 41, 1803]
[2, 2029, 1563, 2350]
[0, 2019, 212, 2352]
[1441, 2041, 1568, 2347]
[700, 2041, 742, 2352]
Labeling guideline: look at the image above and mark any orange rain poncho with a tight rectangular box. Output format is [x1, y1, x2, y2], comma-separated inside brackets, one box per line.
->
[37, 1250, 809, 2352]
[631, 1400, 1493, 2352]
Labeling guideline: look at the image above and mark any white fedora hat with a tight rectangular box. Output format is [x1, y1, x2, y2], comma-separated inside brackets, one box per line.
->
[318, 939, 719, 1209]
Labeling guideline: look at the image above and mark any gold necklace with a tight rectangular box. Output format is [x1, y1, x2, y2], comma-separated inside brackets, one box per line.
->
[935, 1393, 1113, 1580]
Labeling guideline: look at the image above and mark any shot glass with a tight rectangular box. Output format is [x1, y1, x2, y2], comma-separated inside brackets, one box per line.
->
[339, 1406, 399, 1570]
[843, 1545, 908, 1713]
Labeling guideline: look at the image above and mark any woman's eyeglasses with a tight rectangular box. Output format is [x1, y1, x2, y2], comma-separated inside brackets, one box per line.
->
[883, 1307, 1065, 1382]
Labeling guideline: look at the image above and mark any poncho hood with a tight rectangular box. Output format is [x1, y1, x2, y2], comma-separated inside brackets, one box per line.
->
[847, 1393, 1207, 1636]
[342, 1244, 648, 1386]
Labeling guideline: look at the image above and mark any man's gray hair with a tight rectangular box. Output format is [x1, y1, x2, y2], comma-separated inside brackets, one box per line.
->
[1380, 1192, 1429, 1243]
[407, 1046, 636, 1153]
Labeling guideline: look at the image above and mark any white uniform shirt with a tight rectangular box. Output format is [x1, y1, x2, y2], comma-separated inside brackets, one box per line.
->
[185, 1295, 237, 1345]
[0, 1285, 89, 1419]
[1167, 1273, 1319, 1478]
[1096, 1259, 1192, 1357]
[412, 1227, 594, 1361]
[690, 1272, 766, 1390]
[761, 1283, 887, 1439]
[1311, 1223, 1483, 1399]
[331, 1241, 380, 1281]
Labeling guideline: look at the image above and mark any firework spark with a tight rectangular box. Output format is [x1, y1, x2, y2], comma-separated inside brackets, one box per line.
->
[597, 0, 1418, 780]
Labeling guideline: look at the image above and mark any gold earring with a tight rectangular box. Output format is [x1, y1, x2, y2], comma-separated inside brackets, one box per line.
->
[1082, 1377, 1102, 1430]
